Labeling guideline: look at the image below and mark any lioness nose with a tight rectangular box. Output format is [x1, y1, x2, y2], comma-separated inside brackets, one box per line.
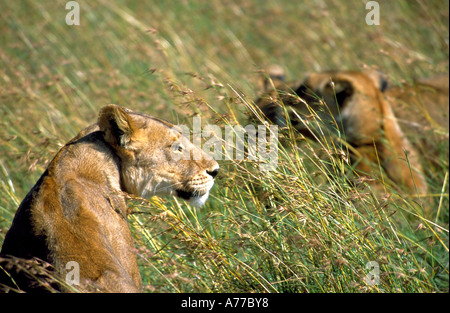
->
[206, 167, 219, 178]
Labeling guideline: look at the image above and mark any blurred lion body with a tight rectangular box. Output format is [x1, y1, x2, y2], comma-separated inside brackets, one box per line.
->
[385, 74, 449, 157]
[255, 68, 449, 198]
[0, 104, 219, 292]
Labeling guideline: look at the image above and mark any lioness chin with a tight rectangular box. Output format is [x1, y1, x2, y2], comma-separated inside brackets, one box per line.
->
[0, 104, 219, 292]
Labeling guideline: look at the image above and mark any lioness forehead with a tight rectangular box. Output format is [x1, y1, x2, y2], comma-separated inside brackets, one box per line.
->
[305, 70, 380, 90]
[130, 111, 181, 133]
[307, 71, 362, 83]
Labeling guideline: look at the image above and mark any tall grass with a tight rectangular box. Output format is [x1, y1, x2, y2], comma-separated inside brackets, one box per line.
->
[0, 0, 448, 292]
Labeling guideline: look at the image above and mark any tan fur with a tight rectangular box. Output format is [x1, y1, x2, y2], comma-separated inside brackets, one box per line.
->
[0, 104, 219, 292]
[255, 68, 449, 197]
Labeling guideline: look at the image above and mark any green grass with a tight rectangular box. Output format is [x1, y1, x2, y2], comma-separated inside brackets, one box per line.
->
[0, 0, 448, 292]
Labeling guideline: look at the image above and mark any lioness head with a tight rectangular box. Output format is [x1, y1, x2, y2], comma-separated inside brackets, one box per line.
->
[254, 68, 449, 198]
[293, 70, 389, 145]
[255, 69, 388, 145]
[98, 104, 219, 206]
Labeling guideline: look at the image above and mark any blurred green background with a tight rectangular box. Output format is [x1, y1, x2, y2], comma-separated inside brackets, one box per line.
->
[0, 0, 448, 292]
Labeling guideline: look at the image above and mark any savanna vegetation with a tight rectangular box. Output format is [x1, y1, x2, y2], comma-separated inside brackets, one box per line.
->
[0, 0, 448, 292]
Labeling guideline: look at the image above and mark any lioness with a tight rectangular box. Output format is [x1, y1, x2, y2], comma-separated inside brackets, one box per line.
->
[255, 68, 449, 197]
[0, 104, 219, 292]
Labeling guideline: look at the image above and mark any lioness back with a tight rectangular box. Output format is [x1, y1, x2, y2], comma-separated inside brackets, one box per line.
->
[0, 104, 219, 292]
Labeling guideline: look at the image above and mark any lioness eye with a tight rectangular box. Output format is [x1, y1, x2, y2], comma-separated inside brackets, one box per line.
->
[177, 144, 183, 152]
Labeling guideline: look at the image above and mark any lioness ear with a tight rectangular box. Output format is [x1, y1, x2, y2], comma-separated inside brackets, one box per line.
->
[98, 104, 135, 147]
[364, 69, 389, 92]
[260, 64, 286, 91]
[324, 79, 354, 107]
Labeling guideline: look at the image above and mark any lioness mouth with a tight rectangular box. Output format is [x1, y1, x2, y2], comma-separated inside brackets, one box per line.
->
[176, 189, 197, 200]
[176, 189, 211, 207]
